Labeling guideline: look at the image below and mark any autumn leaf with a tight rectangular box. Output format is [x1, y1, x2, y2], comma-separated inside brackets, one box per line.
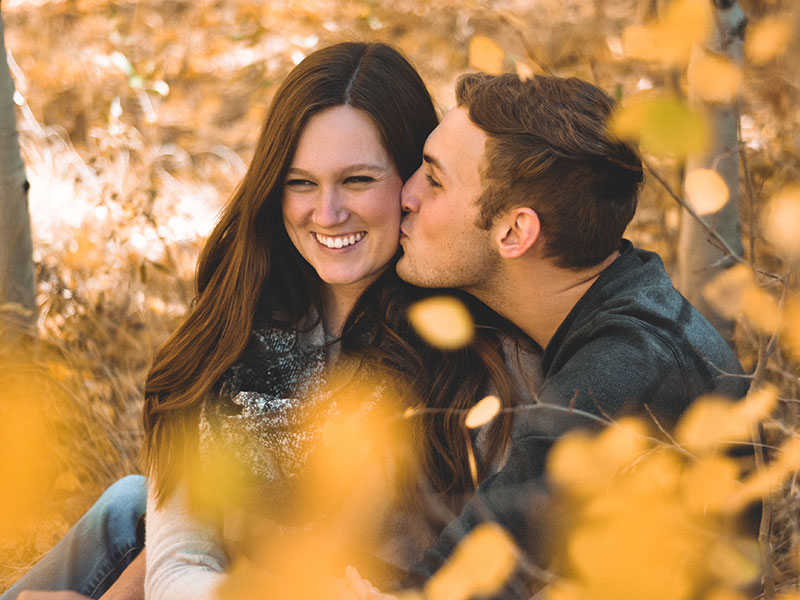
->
[685, 169, 729, 214]
[424, 523, 518, 600]
[702, 264, 754, 322]
[514, 57, 535, 81]
[741, 284, 782, 335]
[681, 455, 740, 513]
[706, 538, 761, 586]
[745, 16, 793, 65]
[622, 24, 660, 62]
[704, 588, 749, 600]
[781, 294, 800, 362]
[465, 395, 501, 429]
[548, 418, 649, 495]
[761, 185, 800, 261]
[656, 0, 713, 66]
[469, 36, 505, 75]
[609, 94, 709, 158]
[688, 51, 742, 103]
[408, 296, 474, 349]
[621, 0, 713, 67]
[675, 387, 777, 452]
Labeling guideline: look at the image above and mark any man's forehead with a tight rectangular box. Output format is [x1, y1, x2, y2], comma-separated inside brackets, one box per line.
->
[425, 107, 487, 182]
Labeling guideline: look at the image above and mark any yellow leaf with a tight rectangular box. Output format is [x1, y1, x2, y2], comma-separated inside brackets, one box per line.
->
[469, 36, 505, 75]
[657, 0, 714, 67]
[595, 418, 650, 472]
[621, 0, 713, 67]
[465, 395, 501, 429]
[568, 497, 695, 600]
[514, 58, 535, 81]
[734, 385, 778, 424]
[761, 185, 800, 261]
[609, 95, 709, 157]
[742, 285, 782, 334]
[408, 296, 474, 349]
[685, 169, 730, 214]
[781, 294, 800, 362]
[403, 406, 420, 419]
[425, 523, 518, 600]
[547, 431, 599, 492]
[707, 538, 761, 585]
[395, 592, 425, 600]
[54, 472, 82, 493]
[704, 588, 748, 600]
[729, 437, 800, 510]
[776, 436, 800, 472]
[622, 24, 660, 61]
[544, 582, 585, 600]
[547, 419, 649, 495]
[701, 264, 754, 321]
[745, 16, 793, 65]
[675, 394, 753, 452]
[689, 52, 742, 103]
[682, 455, 740, 513]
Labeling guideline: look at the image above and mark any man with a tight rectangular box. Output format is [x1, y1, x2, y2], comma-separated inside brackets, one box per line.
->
[395, 73, 749, 585]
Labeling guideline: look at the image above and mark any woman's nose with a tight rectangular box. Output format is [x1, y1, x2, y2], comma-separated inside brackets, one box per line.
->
[314, 188, 348, 228]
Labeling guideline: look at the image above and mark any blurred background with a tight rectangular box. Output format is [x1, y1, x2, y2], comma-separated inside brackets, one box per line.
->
[1, 0, 799, 594]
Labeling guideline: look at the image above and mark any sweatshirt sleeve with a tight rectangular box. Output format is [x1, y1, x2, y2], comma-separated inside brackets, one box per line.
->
[405, 331, 692, 587]
[145, 483, 229, 600]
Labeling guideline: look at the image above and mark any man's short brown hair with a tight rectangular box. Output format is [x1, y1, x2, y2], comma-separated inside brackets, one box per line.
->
[456, 73, 643, 269]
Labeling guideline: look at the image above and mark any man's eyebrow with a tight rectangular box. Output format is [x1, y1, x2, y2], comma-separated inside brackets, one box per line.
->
[422, 153, 447, 176]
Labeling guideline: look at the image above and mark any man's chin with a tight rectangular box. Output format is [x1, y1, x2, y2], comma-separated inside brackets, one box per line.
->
[395, 254, 425, 287]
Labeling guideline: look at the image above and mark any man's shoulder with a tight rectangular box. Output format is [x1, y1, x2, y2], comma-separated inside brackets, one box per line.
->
[541, 244, 748, 421]
[571, 243, 740, 371]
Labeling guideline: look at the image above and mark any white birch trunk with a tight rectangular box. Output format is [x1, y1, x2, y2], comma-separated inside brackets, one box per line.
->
[0, 7, 36, 329]
[677, 0, 746, 342]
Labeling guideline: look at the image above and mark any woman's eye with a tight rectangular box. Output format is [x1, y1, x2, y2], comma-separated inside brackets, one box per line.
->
[344, 175, 375, 184]
[425, 174, 441, 188]
[285, 179, 315, 187]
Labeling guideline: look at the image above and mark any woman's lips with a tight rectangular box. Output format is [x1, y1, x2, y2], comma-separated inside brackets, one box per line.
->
[313, 231, 366, 249]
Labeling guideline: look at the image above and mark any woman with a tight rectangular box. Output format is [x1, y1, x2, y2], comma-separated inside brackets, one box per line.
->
[6, 41, 532, 600]
[143, 40, 522, 600]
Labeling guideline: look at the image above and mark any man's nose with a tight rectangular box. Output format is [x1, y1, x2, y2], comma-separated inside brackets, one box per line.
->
[314, 188, 348, 227]
[401, 169, 422, 214]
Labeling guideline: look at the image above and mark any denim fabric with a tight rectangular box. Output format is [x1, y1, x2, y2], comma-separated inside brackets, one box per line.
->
[1, 475, 147, 600]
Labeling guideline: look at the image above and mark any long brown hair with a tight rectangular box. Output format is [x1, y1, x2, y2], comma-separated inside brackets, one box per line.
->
[143, 42, 516, 504]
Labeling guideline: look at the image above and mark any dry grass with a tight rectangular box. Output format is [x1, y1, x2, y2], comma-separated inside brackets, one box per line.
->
[1, 0, 799, 596]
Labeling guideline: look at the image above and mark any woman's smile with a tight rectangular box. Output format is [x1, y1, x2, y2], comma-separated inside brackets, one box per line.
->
[282, 105, 403, 298]
[313, 231, 366, 249]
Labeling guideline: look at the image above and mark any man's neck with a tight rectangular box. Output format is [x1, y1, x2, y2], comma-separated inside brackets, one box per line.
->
[475, 251, 619, 351]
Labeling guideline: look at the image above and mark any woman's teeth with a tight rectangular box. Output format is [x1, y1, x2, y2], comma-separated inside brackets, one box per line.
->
[314, 232, 365, 249]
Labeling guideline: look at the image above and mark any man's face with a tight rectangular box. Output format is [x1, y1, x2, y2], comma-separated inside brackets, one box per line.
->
[396, 107, 498, 292]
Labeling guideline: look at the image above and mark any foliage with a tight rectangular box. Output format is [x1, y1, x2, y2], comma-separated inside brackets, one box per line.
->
[1, 0, 800, 597]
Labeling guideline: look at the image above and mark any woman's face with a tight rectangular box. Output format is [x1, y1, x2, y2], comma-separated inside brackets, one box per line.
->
[282, 105, 403, 298]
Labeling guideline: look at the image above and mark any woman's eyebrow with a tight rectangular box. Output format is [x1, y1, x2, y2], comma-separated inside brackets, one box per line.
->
[286, 163, 391, 178]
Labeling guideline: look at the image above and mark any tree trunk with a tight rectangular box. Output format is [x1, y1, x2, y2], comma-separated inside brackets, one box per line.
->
[0, 7, 36, 331]
[677, 0, 746, 342]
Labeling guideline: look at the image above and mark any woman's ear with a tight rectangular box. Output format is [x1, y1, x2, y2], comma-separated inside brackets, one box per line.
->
[493, 207, 540, 259]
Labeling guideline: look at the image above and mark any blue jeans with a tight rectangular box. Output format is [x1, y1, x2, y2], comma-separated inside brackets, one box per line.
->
[1, 475, 147, 600]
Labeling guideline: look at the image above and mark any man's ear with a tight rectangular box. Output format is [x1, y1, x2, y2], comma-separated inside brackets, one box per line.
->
[493, 207, 540, 259]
